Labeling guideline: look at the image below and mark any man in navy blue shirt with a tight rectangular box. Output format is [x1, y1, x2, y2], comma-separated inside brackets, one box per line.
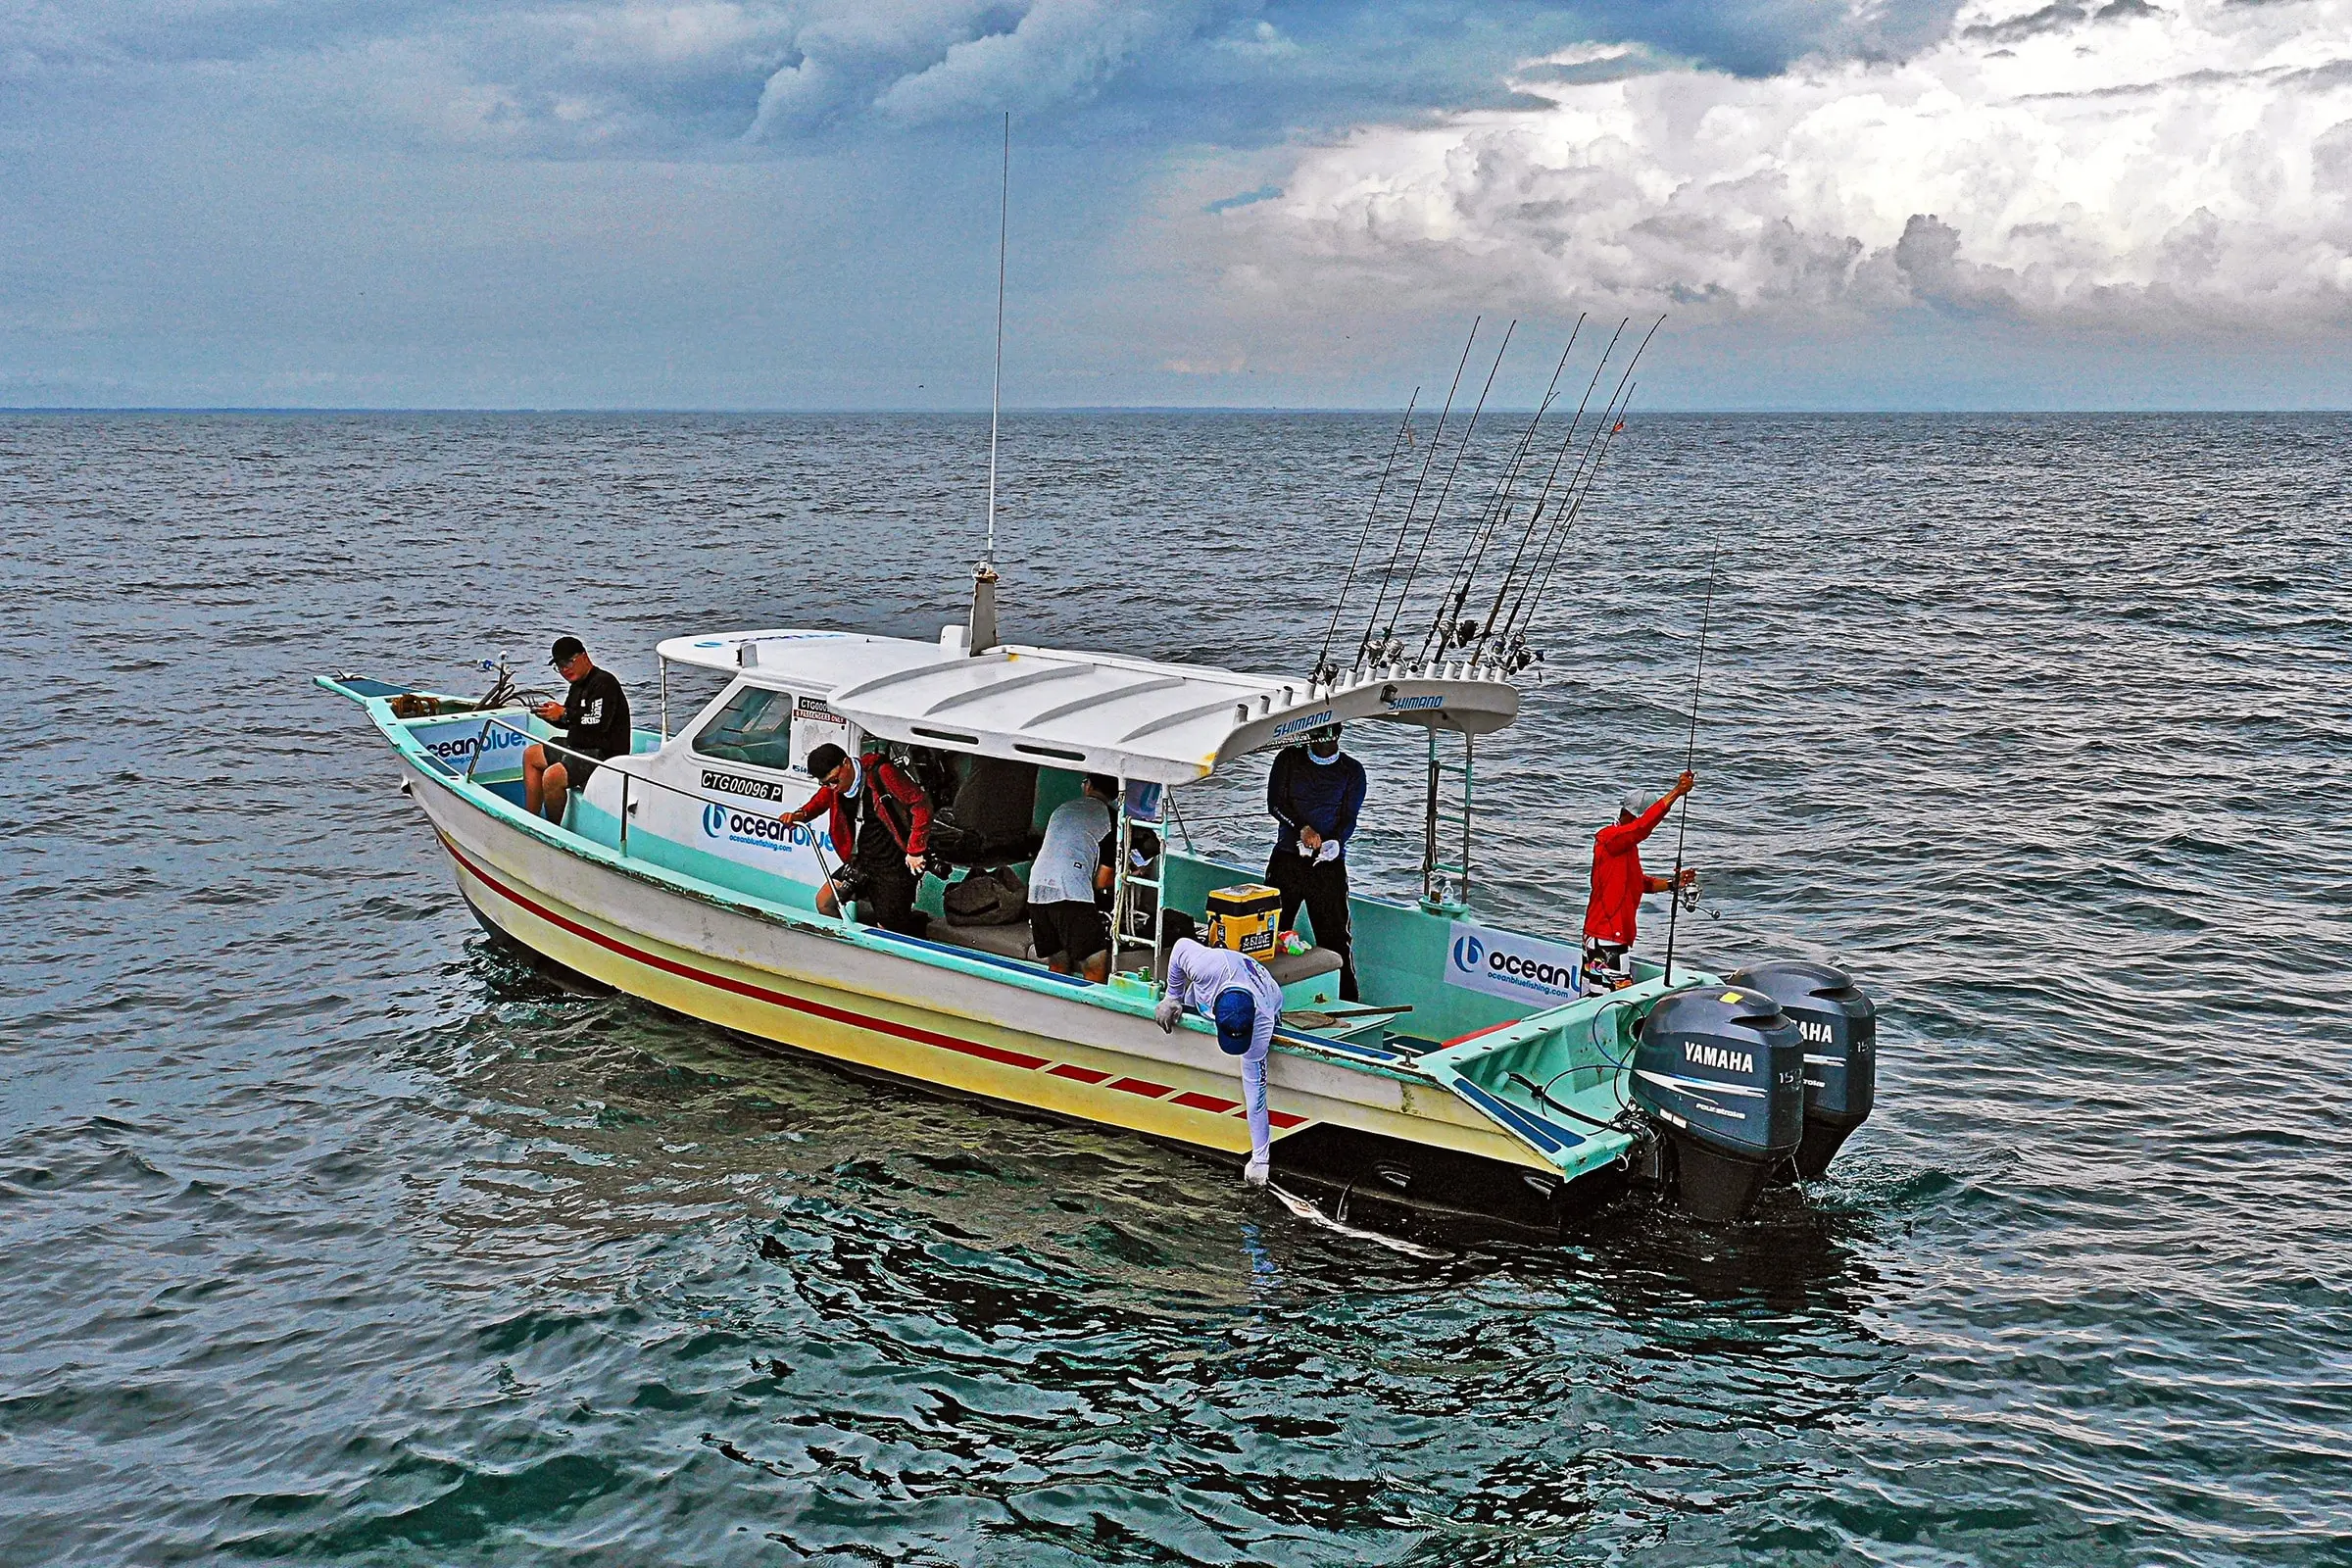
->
[1264, 722, 1367, 1001]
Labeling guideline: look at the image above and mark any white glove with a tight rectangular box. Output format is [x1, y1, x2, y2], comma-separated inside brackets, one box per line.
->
[1314, 839, 1341, 864]
[1155, 998, 1184, 1033]
[1243, 1152, 1270, 1188]
[1297, 840, 1315, 857]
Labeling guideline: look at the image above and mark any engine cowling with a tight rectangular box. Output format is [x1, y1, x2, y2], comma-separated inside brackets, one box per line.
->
[1631, 986, 1805, 1221]
[1724, 959, 1877, 1180]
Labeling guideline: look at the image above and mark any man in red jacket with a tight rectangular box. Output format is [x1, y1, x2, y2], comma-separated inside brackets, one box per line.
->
[1581, 770, 1696, 994]
[781, 742, 934, 933]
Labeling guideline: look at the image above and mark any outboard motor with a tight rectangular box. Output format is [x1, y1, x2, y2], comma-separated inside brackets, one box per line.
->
[1724, 960, 1877, 1180]
[1631, 986, 1805, 1221]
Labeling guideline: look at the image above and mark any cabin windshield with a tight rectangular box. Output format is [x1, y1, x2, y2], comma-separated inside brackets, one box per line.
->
[692, 687, 796, 770]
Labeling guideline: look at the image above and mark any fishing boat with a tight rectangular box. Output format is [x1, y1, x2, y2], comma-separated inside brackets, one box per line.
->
[318, 567, 1878, 1236]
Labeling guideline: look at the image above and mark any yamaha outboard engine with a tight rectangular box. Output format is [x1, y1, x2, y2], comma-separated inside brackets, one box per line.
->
[1725, 959, 1877, 1180]
[1631, 986, 1805, 1221]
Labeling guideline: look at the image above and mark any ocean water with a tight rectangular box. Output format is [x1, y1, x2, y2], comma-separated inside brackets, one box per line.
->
[2, 411, 2347, 1566]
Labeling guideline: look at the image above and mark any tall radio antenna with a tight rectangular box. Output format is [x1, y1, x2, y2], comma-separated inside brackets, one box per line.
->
[984, 111, 1009, 567]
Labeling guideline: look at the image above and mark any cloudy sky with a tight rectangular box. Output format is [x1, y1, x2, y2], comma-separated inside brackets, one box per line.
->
[4, 0, 2347, 408]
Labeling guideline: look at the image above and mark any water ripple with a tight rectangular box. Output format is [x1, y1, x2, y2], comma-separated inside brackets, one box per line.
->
[0, 412, 2346, 1565]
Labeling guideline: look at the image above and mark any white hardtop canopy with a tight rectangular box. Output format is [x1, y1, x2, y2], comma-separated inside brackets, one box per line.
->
[656, 627, 1521, 786]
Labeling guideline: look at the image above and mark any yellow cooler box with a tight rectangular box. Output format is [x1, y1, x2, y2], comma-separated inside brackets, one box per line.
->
[1205, 883, 1283, 959]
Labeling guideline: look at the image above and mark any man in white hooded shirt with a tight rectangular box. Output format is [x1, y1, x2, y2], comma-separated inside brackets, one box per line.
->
[1156, 935, 1285, 1186]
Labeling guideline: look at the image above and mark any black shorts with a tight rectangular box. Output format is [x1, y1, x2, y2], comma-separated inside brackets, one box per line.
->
[535, 740, 606, 788]
[1030, 900, 1108, 964]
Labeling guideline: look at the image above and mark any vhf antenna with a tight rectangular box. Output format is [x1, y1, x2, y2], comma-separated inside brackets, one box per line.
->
[984, 111, 1009, 567]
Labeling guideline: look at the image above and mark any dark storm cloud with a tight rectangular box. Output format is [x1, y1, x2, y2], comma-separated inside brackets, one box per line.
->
[0, 0, 1974, 156]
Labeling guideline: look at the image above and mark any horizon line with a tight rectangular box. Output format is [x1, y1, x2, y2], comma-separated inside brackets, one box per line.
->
[3, 404, 2347, 416]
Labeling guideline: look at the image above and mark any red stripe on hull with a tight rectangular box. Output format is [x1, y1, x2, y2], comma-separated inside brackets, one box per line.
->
[434, 829, 1318, 1140]
[440, 834, 1048, 1070]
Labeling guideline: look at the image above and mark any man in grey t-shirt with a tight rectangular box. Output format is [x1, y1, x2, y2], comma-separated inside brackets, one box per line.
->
[1028, 774, 1115, 981]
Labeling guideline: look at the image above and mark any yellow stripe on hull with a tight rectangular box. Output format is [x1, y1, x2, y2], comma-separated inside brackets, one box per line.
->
[450, 845, 1549, 1173]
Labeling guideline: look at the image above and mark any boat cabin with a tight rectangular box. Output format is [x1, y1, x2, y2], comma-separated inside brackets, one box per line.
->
[370, 619, 1636, 1070]
[450, 623, 1578, 1044]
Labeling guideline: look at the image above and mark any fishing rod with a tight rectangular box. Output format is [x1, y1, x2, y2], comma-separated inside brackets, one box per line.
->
[1356, 319, 1479, 670]
[1312, 387, 1419, 685]
[1491, 358, 1635, 660]
[1522, 318, 1661, 611]
[1386, 318, 1514, 666]
[1500, 374, 1640, 653]
[983, 112, 1010, 567]
[1491, 371, 1638, 660]
[1661, 520, 1726, 988]
[1421, 325, 1579, 663]
[1472, 317, 1619, 663]
[1428, 329, 1577, 658]
[1494, 315, 1662, 654]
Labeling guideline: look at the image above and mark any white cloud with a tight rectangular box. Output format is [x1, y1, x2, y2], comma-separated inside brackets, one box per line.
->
[1230, 0, 2352, 325]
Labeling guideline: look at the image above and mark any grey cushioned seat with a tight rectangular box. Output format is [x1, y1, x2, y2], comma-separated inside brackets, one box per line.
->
[924, 918, 1036, 962]
[1142, 941, 1342, 987]
[1262, 946, 1344, 988]
[926, 919, 1341, 989]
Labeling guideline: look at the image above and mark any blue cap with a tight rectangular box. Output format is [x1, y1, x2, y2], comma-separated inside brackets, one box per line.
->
[1213, 990, 1257, 1055]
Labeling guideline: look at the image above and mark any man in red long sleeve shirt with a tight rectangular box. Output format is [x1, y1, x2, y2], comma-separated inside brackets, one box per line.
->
[1581, 769, 1696, 994]
[781, 742, 934, 933]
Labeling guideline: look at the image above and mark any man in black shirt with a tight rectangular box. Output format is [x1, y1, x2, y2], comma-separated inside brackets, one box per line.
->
[524, 635, 630, 824]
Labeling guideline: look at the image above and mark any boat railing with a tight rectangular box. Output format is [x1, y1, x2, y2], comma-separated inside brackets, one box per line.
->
[449, 712, 845, 886]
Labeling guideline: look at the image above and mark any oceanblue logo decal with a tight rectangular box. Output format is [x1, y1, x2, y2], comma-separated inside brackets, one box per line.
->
[1445, 920, 1584, 1003]
[408, 719, 530, 766]
[702, 804, 825, 856]
[1387, 694, 1446, 711]
[1269, 708, 1337, 740]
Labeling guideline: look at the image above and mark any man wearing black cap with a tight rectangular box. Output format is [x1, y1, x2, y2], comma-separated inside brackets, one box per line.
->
[1263, 722, 1367, 1001]
[524, 636, 630, 824]
[780, 741, 934, 932]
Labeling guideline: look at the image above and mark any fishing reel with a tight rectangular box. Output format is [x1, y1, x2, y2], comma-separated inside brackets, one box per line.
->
[474, 656, 517, 710]
[1670, 868, 1703, 914]
[1672, 871, 1720, 919]
[1489, 636, 1541, 675]
[472, 655, 556, 713]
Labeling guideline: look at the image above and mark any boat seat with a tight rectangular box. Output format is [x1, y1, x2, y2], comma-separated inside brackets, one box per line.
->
[1264, 946, 1344, 989]
[1138, 941, 1342, 988]
[925, 917, 1037, 963]
[925, 918, 1342, 990]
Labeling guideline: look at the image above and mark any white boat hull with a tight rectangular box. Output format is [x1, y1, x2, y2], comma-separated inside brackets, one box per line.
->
[403, 756, 1555, 1176]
